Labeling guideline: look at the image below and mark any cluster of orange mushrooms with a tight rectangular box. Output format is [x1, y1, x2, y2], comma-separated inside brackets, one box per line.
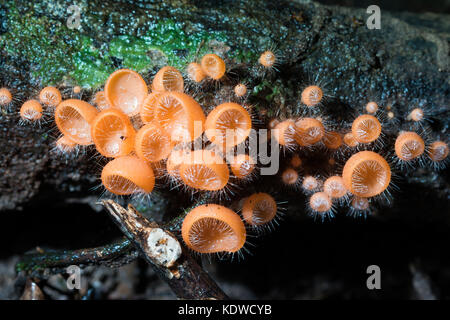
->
[1, 49, 448, 257]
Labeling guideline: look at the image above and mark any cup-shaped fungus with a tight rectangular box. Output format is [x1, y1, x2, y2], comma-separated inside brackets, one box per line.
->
[282, 168, 300, 187]
[351, 114, 381, 144]
[93, 91, 110, 111]
[181, 204, 246, 253]
[365, 102, 378, 114]
[272, 119, 296, 149]
[258, 51, 276, 69]
[343, 132, 359, 147]
[139, 92, 161, 124]
[104, 69, 148, 116]
[55, 135, 78, 153]
[205, 103, 252, 151]
[153, 92, 206, 143]
[178, 149, 229, 191]
[39, 86, 62, 107]
[342, 151, 391, 198]
[301, 86, 323, 107]
[101, 155, 155, 195]
[302, 175, 320, 193]
[242, 193, 277, 226]
[0, 88, 12, 106]
[229, 154, 255, 179]
[55, 99, 99, 145]
[201, 54, 226, 80]
[135, 122, 172, 163]
[309, 192, 333, 214]
[91, 108, 136, 157]
[152, 66, 184, 92]
[394, 131, 425, 161]
[166, 147, 192, 179]
[20, 100, 43, 121]
[187, 62, 206, 83]
[294, 118, 325, 146]
[323, 176, 347, 199]
[322, 131, 343, 150]
[428, 141, 449, 162]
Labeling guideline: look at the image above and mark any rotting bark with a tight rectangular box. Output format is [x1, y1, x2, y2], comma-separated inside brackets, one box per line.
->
[101, 200, 228, 300]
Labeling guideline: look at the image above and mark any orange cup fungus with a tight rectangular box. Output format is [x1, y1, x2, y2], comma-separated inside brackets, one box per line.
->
[234, 84, 247, 97]
[242, 193, 277, 226]
[282, 168, 300, 186]
[309, 192, 333, 213]
[181, 204, 246, 254]
[343, 132, 359, 147]
[55, 135, 77, 153]
[187, 62, 206, 83]
[178, 149, 229, 191]
[39, 86, 62, 107]
[365, 102, 378, 114]
[152, 66, 184, 92]
[290, 154, 302, 168]
[104, 69, 148, 116]
[91, 108, 136, 158]
[55, 99, 99, 145]
[20, 100, 43, 121]
[351, 114, 381, 143]
[0, 88, 12, 106]
[258, 51, 276, 68]
[322, 131, 343, 150]
[342, 151, 391, 198]
[205, 102, 252, 150]
[154, 91, 206, 143]
[301, 85, 323, 107]
[230, 154, 255, 179]
[273, 119, 296, 148]
[408, 108, 424, 122]
[201, 54, 226, 80]
[139, 92, 161, 124]
[302, 175, 319, 192]
[135, 122, 172, 163]
[323, 176, 347, 199]
[294, 118, 325, 146]
[394, 131, 425, 161]
[101, 155, 155, 195]
[428, 141, 449, 162]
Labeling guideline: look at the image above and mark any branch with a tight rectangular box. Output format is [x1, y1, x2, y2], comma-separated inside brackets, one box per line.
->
[101, 200, 228, 300]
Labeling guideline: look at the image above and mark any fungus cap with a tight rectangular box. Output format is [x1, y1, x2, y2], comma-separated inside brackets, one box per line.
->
[301, 86, 323, 107]
[104, 69, 148, 116]
[394, 131, 425, 161]
[101, 155, 155, 195]
[152, 66, 184, 92]
[323, 131, 342, 150]
[135, 122, 173, 163]
[409, 108, 424, 122]
[230, 154, 255, 179]
[309, 192, 332, 213]
[234, 84, 247, 97]
[201, 54, 226, 80]
[154, 91, 206, 143]
[323, 176, 347, 198]
[55, 99, 99, 145]
[365, 102, 378, 114]
[342, 151, 391, 198]
[343, 132, 358, 147]
[242, 193, 277, 226]
[0, 88, 12, 105]
[351, 114, 381, 143]
[179, 149, 229, 191]
[39, 86, 62, 107]
[258, 51, 276, 68]
[282, 168, 299, 185]
[272, 119, 296, 147]
[205, 102, 252, 150]
[187, 63, 206, 83]
[294, 118, 325, 146]
[91, 108, 136, 157]
[181, 204, 246, 253]
[429, 141, 449, 162]
[20, 100, 43, 121]
[140, 92, 161, 124]
[302, 176, 319, 191]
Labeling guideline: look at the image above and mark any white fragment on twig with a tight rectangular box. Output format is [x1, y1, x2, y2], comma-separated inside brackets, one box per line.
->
[146, 228, 182, 269]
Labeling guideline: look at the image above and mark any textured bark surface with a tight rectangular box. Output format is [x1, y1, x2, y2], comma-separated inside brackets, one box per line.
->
[0, 0, 449, 300]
